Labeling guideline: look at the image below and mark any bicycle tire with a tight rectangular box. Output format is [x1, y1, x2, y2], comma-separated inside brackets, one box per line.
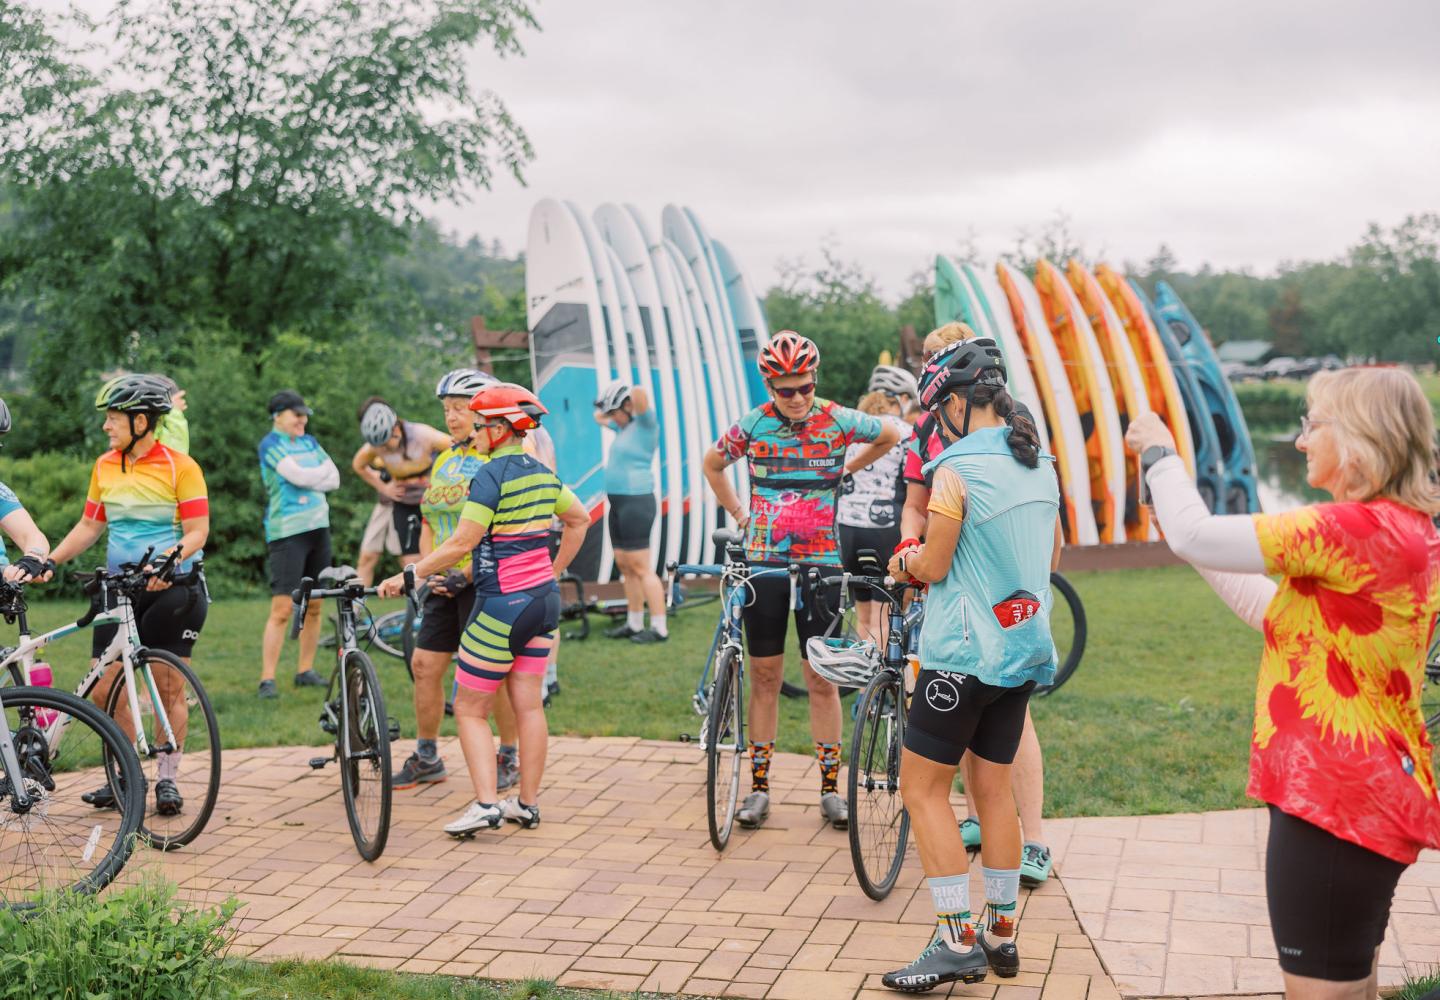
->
[401, 595, 419, 680]
[848, 668, 910, 900]
[103, 649, 221, 851]
[369, 609, 409, 663]
[1421, 621, 1440, 741]
[0, 686, 145, 909]
[338, 650, 392, 861]
[705, 647, 744, 852]
[1035, 572, 1087, 697]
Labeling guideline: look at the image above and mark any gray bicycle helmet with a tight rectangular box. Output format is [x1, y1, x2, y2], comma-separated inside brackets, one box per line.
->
[435, 368, 498, 399]
[359, 400, 399, 446]
[94, 374, 174, 414]
[868, 365, 919, 400]
[804, 636, 881, 688]
[0, 398, 10, 437]
[595, 381, 633, 414]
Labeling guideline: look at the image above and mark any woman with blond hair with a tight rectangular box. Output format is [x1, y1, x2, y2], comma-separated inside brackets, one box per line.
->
[1127, 366, 1440, 999]
[837, 385, 911, 642]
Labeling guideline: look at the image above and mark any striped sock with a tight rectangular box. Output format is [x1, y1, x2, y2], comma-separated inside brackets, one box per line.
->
[929, 874, 974, 950]
[749, 741, 774, 793]
[982, 866, 1021, 938]
[815, 741, 841, 795]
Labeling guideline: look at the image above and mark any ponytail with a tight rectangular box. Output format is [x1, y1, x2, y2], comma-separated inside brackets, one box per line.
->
[982, 387, 1041, 469]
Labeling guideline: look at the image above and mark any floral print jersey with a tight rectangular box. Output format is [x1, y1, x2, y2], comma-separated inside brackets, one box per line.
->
[1253, 499, 1440, 863]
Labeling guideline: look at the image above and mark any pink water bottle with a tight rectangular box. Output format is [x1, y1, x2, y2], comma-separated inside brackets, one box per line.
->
[28, 662, 57, 728]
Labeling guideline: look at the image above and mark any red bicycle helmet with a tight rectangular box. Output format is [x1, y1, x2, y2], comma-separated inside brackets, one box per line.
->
[469, 382, 548, 433]
[757, 331, 819, 379]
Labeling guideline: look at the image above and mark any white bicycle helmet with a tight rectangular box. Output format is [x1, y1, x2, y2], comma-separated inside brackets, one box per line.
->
[595, 381, 633, 414]
[360, 401, 399, 446]
[868, 364, 920, 400]
[805, 636, 881, 688]
[435, 368, 497, 399]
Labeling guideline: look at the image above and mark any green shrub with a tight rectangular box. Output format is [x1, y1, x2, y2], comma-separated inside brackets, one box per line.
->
[0, 881, 240, 999]
[1232, 382, 1305, 432]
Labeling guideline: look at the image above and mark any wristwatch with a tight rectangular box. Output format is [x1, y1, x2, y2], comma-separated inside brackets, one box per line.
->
[1139, 445, 1176, 506]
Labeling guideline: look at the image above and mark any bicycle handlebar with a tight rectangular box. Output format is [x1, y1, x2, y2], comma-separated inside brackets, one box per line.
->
[288, 572, 381, 641]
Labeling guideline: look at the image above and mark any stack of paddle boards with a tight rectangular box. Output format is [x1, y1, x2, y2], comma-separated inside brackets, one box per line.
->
[527, 200, 770, 581]
[934, 257, 1260, 546]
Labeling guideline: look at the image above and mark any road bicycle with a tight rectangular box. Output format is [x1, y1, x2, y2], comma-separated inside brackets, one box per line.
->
[665, 531, 802, 851]
[0, 584, 146, 907]
[1, 551, 220, 851]
[292, 567, 396, 861]
[806, 561, 924, 901]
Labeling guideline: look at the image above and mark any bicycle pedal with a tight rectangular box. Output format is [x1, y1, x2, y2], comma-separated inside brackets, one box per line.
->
[678, 733, 693, 743]
[308, 756, 330, 769]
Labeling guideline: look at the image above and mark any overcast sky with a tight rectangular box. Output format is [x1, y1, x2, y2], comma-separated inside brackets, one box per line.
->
[442, 0, 1440, 296]
[37, 0, 1440, 298]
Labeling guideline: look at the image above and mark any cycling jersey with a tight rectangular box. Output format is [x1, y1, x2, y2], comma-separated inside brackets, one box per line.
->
[421, 443, 485, 570]
[715, 399, 883, 566]
[604, 409, 658, 496]
[460, 443, 579, 597]
[0, 481, 24, 566]
[375, 420, 439, 505]
[259, 431, 333, 542]
[837, 413, 909, 529]
[83, 443, 208, 572]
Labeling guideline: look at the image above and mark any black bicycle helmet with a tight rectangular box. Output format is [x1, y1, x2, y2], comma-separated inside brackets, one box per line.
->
[95, 374, 174, 414]
[0, 398, 10, 437]
[917, 338, 1007, 439]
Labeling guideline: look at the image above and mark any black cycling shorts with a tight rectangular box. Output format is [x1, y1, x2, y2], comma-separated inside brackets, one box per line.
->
[91, 581, 208, 659]
[393, 503, 423, 555]
[740, 564, 840, 660]
[904, 669, 1035, 766]
[839, 523, 900, 599]
[414, 581, 476, 654]
[1265, 805, 1406, 981]
[267, 527, 333, 597]
[607, 493, 655, 552]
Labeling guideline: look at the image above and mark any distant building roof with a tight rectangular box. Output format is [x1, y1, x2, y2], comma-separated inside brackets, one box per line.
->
[1216, 340, 1271, 364]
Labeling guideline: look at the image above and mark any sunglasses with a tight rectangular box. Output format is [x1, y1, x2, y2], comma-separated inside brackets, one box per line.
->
[771, 382, 816, 399]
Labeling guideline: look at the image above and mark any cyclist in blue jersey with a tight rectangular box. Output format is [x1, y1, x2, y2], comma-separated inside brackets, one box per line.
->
[594, 382, 667, 644]
[0, 399, 50, 581]
[378, 383, 590, 837]
[703, 331, 901, 832]
[257, 390, 341, 699]
[881, 339, 1063, 992]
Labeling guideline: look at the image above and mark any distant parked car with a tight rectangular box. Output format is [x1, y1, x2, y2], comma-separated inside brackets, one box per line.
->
[1262, 357, 1306, 380]
[1223, 362, 1264, 382]
[1318, 355, 1345, 371]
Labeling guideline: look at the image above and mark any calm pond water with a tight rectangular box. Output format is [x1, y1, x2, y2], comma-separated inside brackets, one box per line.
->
[1256, 430, 1327, 511]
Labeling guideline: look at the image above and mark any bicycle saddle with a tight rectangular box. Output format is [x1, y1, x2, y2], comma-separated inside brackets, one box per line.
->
[318, 565, 360, 585]
[712, 528, 742, 547]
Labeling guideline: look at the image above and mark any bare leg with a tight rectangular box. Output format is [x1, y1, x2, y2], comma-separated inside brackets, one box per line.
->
[356, 550, 380, 587]
[1280, 970, 1373, 1000]
[409, 648, 450, 742]
[803, 658, 842, 744]
[616, 549, 644, 615]
[1014, 709, 1044, 843]
[452, 686, 497, 802]
[260, 595, 291, 683]
[297, 598, 324, 674]
[493, 684, 519, 747]
[748, 654, 783, 745]
[899, 748, 969, 877]
[633, 551, 666, 627]
[971, 754, 1022, 872]
[506, 670, 549, 804]
[959, 752, 978, 821]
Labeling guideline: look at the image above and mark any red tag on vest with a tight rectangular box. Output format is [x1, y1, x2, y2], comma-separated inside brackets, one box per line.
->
[992, 592, 1040, 628]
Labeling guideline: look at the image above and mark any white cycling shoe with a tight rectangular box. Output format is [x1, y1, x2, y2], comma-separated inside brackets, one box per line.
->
[500, 797, 541, 829]
[444, 800, 502, 837]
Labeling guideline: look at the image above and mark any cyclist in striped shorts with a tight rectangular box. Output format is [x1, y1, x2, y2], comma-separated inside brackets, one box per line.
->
[380, 382, 589, 836]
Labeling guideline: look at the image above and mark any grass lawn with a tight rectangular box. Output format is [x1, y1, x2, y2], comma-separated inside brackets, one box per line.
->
[227, 962, 648, 999]
[20, 564, 1262, 818]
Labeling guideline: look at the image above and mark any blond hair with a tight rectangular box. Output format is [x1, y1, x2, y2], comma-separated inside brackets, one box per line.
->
[923, 322, 976, 357]
[1307, 367, 1440, 514]
[856, 390, 901, 416]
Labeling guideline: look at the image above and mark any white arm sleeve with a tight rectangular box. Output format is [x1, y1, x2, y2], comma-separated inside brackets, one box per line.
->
[1195, 567, 1276, 632]
[275, 456, 341, 492]
[1146, 455, 1266, 573]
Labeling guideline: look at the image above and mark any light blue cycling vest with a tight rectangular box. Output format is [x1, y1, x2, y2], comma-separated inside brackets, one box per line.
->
[918, 425, 1061, 688]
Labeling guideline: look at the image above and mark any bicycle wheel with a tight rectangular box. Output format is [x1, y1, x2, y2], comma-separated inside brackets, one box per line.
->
[1035, 572, 1087, 696]
[848, 668, 910, 900]
[338, 650, 392, 861]
[369, 608, 411, 667]
[103, 650, 221, 851]
[1421, 620, 1440, 751]
[0, 686, 144, 909]
[705, 647, 744, 852]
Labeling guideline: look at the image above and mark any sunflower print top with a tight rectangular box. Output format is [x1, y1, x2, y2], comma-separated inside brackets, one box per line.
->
[1253, 498, 1440, 864]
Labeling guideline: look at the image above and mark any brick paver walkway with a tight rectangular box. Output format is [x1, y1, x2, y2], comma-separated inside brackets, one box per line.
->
[1045, 810, 1435, 997]
[138, 737, 1122, 999]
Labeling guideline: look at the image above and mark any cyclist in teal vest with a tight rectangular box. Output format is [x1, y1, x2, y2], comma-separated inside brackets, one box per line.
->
[881, 339, 1063, 993]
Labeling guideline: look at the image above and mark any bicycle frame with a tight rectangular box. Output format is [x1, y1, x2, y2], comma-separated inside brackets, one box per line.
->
[0, 591, 179, 762]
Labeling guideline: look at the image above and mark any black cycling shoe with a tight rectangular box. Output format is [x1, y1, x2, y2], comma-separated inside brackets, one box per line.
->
[604, 623, 640, 640]
[294, 669, 327, 688]
[882, 938, 988, 993]
[155, 778, 183, 816]
[978, 925, 1020, 978]
[81, 783, 119, 809]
